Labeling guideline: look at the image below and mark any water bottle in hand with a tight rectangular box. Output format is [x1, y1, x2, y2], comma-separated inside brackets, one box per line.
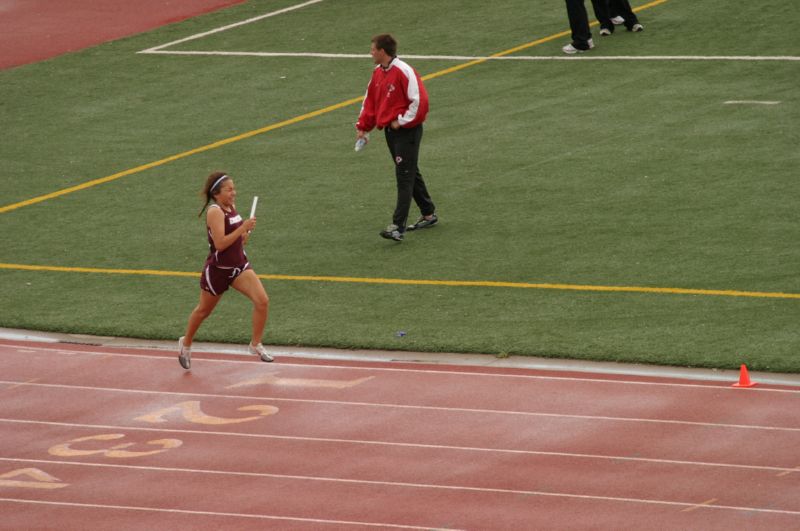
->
[354, 133, 369, 152]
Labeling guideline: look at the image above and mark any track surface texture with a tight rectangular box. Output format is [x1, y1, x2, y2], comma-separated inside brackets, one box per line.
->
[0, 0, 245, 69]
[1, 339, 798, 529]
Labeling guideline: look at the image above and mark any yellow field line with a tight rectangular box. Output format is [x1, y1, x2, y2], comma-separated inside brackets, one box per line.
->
[0, 96, 363, 214]
[423, 0, 670, 80]
[0, 0, 670, 214]
[2, 262, 797, 300]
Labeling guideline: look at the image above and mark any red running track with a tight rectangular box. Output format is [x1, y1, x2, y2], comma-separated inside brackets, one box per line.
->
[0, 0, 246, 69]
[1, 339, 799, 529]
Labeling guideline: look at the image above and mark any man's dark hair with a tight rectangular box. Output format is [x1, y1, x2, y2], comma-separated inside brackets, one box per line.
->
[371, 34, 397, 57]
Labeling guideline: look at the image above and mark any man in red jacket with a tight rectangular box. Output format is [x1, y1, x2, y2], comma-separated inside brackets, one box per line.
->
[356, 34, 438, 242]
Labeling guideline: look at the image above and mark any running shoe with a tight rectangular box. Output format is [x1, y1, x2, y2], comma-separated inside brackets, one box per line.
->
[628, 23, 644, 32]
[562, 39, 594, 54]
[407, 213, 438, 231]
[249, 342, 274, 362]
[178, 336, 191, 370]
[379, 224, 404, 241]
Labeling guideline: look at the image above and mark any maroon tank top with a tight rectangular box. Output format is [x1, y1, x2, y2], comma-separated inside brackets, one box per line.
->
[206, 204, 247, 268]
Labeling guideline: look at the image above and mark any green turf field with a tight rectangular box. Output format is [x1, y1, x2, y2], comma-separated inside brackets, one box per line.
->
[2, 0, 798, 372]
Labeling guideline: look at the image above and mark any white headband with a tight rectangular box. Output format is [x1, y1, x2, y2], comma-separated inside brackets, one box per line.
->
[210, 174, 229, 192]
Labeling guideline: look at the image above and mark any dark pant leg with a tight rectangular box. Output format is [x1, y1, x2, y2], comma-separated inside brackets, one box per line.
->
[385, 125, 433, 230]
[565, 0, 592, 48]
[590, 0, 613, 31]
[609, 0, 639, 26]
[408, 126, 435, 218]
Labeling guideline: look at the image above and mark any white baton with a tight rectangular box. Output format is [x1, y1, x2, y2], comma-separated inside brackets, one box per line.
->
[250, 196, 258, 218]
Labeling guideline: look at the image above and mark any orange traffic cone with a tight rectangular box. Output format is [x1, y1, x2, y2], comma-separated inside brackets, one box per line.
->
[732, 364, 757, 388]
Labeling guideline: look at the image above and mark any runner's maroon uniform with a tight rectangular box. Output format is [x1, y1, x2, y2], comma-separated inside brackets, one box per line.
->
[200, 204, 250, 296]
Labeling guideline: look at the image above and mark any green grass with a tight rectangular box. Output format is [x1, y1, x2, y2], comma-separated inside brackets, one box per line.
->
[1, 0, 799, 372]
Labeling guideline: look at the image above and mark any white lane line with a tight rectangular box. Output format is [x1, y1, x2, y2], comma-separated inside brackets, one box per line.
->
[3, 343, 799, 392]
[0, 497, 442, 530]
[1, 459, 799, 517]
[2, 380, 799, 432]
[777, 466, 800, 478]
[141, 50, 800, 62]
[724, 100, 781, 105]
[3, 378, 39, 391]
[681, 498, 720, 513]
[139, 0, 325, 53]
[1, 419, 796, 474]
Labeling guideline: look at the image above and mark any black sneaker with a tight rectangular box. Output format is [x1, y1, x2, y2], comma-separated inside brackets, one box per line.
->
[407, 213, 438, 231]
[380, 224, 404, 241]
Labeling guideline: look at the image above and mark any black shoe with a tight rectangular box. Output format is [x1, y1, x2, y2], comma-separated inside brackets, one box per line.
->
[407, 213, 438, 231]
[380, 224, 404, 241]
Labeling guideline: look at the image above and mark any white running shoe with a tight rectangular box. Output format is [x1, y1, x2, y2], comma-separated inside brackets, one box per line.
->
[562, 39, 594, 54]
[249, 343, 274, 362]
[611, 16, 625, 25]
[631, 23, 644, 32]
[178, 336, 191, 369]
[599, 28, 612, 36]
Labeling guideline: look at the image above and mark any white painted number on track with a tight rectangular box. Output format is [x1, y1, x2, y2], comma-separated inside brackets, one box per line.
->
[0, 468, 68, 489]
[134, 400, 278, 425]
[227, 373, 374, 389]
[48, 434, 182, 458]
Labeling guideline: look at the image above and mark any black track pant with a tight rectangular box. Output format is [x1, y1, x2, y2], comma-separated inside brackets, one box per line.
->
[590, 0, 612, 31]
[385, 124, 435, 231]
[609, 0, 640, 28]
[565, 0, 591, 48]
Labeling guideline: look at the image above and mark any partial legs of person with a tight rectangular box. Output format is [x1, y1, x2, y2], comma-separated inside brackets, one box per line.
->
[184, 290, 222, 346]
[180, 289, 222, 369]
[590, 0, 614, 35]
[232, 269, 273, 362]
[389, 127, 415, 230]
[610, 0, 642, 31]
[561, 0, 594, 54]
[406, 125, 437, 231]
[563, 0, 594, 53]
[407, 169, 438, 230]
[381, 125, 427, 241]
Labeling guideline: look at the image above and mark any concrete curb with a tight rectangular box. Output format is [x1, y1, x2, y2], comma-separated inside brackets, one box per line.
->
[2, 327, 798, 387]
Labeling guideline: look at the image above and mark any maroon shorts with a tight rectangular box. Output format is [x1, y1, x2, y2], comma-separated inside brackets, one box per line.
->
[200, 261, 251, 296]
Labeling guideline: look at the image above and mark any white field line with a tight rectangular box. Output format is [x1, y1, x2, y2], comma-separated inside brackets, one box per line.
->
[724, 100, 782, 105]
[2, 380, 800, 432]
[134, 1, 799, 64]
[141, 50, 800, 62]
[4, 344, 800, 393]
[1, 418, 796, 474]
[138, 0, 325, 53]
[0, 497, 438, 530]
[1, 459, 799, 517]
